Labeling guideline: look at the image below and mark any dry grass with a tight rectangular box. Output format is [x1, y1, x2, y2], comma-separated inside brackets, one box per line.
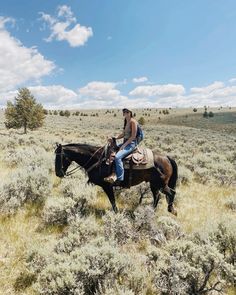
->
[0, 210, 40, 295]
[176, 183, 236, 233]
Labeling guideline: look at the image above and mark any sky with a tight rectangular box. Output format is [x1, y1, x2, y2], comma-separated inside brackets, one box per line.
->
[0, 0, 236, 109]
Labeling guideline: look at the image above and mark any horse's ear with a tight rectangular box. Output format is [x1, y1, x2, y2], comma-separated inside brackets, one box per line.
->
[55, 142, 61, 150]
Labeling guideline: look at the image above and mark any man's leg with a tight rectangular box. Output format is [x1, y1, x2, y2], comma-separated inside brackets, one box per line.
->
[115, 143, 136, 181]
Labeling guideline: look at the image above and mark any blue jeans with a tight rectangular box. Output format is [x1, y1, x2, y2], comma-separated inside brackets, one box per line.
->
[115, 140, 137, 181]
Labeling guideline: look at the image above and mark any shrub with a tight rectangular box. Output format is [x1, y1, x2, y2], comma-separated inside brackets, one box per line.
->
[0, 167, 51, 215]
[95, 283, 135, 295]
[103, 211, 134, 245]
[203, 111, 208, 118]
[178, 166, 193, 185]
[55, 216, 101, 253]
[134, 207, 157, 238]
[138, 117, 145, 125]
[152, 240, 236, 295]
[224, 195, 236, 211]
[3, 146, 52, 171]
[64, 110, 70, 117]
[156, 216, 183, 241]
[210, 223, 236, 266]
[42, 196, 76, 226]
[42, 179, 97, 225]
[208, 111, 214, 117]
[32, 238, 138, 295]
[59, 178, 97, 215]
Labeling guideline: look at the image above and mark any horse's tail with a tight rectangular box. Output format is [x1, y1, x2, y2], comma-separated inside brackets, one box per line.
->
[167, 156, 178, 190]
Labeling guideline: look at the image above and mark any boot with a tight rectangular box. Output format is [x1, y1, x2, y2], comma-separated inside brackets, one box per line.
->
[104, 173, 117, 184]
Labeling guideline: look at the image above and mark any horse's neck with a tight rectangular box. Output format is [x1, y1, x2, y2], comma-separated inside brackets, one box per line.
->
[65, 145, 101, 167]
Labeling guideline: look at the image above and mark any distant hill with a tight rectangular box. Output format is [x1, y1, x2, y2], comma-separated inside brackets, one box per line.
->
[158, 110, 236, 136]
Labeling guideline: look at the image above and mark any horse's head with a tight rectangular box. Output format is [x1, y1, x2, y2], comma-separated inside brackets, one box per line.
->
[55, 143, 72, 177]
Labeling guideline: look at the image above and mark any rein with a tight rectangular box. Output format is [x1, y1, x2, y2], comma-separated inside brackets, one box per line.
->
[57, 145, 106, 176]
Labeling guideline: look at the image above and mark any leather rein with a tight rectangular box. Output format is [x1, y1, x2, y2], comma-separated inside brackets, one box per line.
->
[56, 145, 107, 177]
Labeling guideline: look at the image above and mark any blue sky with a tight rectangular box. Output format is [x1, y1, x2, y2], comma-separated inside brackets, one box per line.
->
[0, 0, 236, 108]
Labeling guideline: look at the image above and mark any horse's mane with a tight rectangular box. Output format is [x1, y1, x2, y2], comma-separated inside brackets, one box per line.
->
[63, 143, 102, 156]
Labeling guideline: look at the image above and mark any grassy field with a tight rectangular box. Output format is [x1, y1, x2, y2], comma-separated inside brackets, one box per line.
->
[157, 108, 236, 136]
[0, 107, 235, 295]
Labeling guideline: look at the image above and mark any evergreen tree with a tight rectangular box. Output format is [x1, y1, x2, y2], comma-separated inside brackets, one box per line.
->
[4, 88, 45, 134]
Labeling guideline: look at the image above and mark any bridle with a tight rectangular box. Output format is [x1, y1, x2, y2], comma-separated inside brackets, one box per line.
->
[56, 145, 107, 177]
[55, 148, 72, 176]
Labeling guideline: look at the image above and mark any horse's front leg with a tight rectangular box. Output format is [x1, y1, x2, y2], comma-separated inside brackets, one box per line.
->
[102, 184, 118, 213]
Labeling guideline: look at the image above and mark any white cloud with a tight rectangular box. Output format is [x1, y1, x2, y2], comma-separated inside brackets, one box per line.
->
[186, 83, 236, 107]
[229, 77, 236, 84]
[129, 84, 185, 97]
[132, 76, 148, 83]
[190, 81, 224, 94]
[0, 85, 78, 108]
[1, 78, 236, 109]
[40, 5, 93, 47]
[78, 81, 127, 103]
[0, 17, 55, 92]
[28, 85, 78, 108]
[128, 81, 236, 108]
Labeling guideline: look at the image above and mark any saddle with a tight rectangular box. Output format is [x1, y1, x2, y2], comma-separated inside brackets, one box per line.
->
[124, 147, 147, 165]
[124, 147, 154, 169]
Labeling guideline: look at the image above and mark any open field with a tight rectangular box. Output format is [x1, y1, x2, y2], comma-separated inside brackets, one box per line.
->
[0, 107, 235, 295]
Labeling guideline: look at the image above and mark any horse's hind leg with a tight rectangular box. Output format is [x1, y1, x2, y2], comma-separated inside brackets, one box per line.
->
[165, 191, 177, 216]
[150, 185, 161, 209]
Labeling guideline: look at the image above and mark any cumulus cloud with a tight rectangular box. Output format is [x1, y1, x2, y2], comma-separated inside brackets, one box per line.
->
[229, 77, 236, 84]
[28, 85, 78, 108]
[0, 17, 55, 92]
[128, 81, 236, 108]
[40, 5, 93, 47]
[129, 84, 185, 97]
[190, 81, 224, 94]
[132, 76, 148, 83]
[1, 79, 236, 109]
[78, 81, 127, 104]
[186, 82, 236, 107]
[0, 85, 78, 108]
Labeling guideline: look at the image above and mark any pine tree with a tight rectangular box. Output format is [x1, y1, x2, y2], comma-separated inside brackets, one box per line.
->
[4, 88, 45, 134]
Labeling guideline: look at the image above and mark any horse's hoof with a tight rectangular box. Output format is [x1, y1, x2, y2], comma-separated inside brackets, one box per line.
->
[171, 208, 177, 216]
[113, 206, 118, 214]
[168, 206, 177, 216]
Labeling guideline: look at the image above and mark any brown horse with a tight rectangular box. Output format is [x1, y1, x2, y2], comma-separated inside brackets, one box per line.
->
[55, 142, 178, 214]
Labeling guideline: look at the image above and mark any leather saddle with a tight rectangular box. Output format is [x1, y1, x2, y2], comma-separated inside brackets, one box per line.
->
[124, 147, 148, 165]
[107, 147, 154, 170]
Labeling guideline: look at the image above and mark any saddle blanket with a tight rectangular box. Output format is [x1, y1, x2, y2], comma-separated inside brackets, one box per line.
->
[123, 147, 154, 170]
